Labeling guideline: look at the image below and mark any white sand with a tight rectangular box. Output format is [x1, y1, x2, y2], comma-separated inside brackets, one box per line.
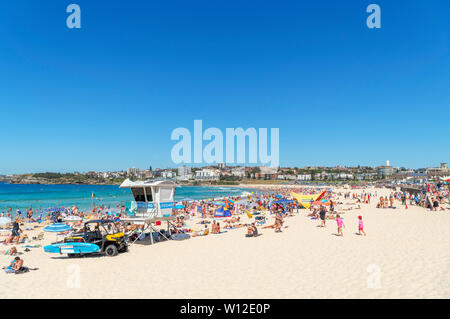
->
[1, 187, 449, 299]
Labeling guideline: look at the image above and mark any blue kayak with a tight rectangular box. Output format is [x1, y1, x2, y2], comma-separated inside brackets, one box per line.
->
[44, 242, 100, 254]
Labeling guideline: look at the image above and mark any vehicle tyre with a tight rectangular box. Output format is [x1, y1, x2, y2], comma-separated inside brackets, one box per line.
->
[104, 244, 118, 257]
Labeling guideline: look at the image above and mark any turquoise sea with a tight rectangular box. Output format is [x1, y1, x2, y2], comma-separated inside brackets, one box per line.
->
[0, 183, 254, 214]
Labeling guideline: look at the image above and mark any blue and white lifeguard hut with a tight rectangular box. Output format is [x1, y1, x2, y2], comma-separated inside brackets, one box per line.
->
[119, 178, 178, 225]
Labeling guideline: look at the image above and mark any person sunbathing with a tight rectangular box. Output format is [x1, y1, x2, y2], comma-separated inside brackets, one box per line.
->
[3, 256, 23, 273]
[192, 226, 209, 237]
[246, 223, 258, 237]
[1, 246, 18, 256]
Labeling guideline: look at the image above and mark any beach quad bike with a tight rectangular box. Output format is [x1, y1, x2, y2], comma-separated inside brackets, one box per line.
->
[66, 219, 128, 257]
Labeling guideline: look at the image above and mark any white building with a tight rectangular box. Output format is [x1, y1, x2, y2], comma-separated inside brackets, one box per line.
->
[297, 174, 312, 181]
[231, 167, 245, 178]
[161, 171, 176, 179]
[127, 167, 138, 176]
[195, 169, 220, 180]
[177, 165, 191, 177]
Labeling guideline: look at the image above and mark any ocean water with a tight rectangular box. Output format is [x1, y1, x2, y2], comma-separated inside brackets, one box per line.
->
[0, 183, 253, 214]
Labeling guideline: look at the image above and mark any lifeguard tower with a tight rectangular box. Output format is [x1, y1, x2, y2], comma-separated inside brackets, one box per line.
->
[119, 178, 178, 244]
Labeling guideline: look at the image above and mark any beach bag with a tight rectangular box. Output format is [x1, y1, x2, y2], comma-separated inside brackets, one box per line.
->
[14, 266, 30, 274]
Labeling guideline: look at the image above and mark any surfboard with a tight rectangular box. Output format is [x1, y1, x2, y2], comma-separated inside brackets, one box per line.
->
[64, 216, 82, 222]
[44, 242, 100, 254]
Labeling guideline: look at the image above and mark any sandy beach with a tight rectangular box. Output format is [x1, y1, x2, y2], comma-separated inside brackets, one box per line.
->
[1, 186, 449, 299]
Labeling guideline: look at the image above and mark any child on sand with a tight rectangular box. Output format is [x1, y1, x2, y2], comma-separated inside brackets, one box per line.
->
[336, 214, 345, 236]
[358, 216, 366, 236]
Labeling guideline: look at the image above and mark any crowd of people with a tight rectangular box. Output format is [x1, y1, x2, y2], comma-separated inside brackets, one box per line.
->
[1, 181, 448, 275]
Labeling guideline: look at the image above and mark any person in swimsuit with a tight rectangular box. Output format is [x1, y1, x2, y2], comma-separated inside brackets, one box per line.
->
[357, 216, 366, 236]
[5, 219, 21, 245]
[1, 246, 18, 256]
[319, 206, 327, 227]
[246, 223, 258, 237]
[336, 214, 345, 236]
[3, 256, 23, 273]
[274, 209, 283, 232]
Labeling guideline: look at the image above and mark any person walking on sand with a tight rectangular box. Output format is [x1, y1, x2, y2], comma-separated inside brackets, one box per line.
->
[357, 216, 366, 236]
[5, 219, 21, 245]
[319, 205, 327, 227]
[336, 214, 345, 236]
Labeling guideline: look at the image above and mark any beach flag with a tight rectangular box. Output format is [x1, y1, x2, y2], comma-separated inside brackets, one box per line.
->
[246, 210, 253, 219]
[92, 192, 95, 198]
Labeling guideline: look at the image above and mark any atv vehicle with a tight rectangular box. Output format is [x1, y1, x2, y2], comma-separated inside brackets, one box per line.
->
[66, 219, 128, 257]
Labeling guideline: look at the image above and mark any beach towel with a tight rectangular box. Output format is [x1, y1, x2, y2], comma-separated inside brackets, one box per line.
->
[4, 266, 16, 273]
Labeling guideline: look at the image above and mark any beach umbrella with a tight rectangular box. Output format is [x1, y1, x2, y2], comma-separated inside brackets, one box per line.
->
[214, 201, 225, 206]
[43, 223, 72, 242]
[0, 217, 12, 226]
[43, 223, 72, 233]
[235, 200, 249, 205]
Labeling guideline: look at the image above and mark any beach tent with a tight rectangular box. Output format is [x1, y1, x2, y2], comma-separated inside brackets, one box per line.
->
[214, 206, 231, 218]
[291, 191, 326, 209]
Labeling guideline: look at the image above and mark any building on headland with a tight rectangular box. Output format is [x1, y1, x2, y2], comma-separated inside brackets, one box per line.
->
[230, 167, 245, 178]
[426, 163, 449, 177]
[297, 174, 312, 181]
[377, 160, 395, 179]
[255, 165, 278, 180]
[127, 167, 138, 177]
[161, 170, 176, 179]
[195, 168, 220, 180]
[177, 165, 192, 177]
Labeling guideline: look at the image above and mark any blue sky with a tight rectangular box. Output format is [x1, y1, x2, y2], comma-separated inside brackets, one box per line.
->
[0, 0, 449, 174]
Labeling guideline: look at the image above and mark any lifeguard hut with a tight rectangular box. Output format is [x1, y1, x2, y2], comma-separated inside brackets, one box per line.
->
[119, 178, 178, 244]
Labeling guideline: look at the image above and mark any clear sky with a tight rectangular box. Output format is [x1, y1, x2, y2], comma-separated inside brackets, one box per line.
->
[0, 0, 449, 174]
